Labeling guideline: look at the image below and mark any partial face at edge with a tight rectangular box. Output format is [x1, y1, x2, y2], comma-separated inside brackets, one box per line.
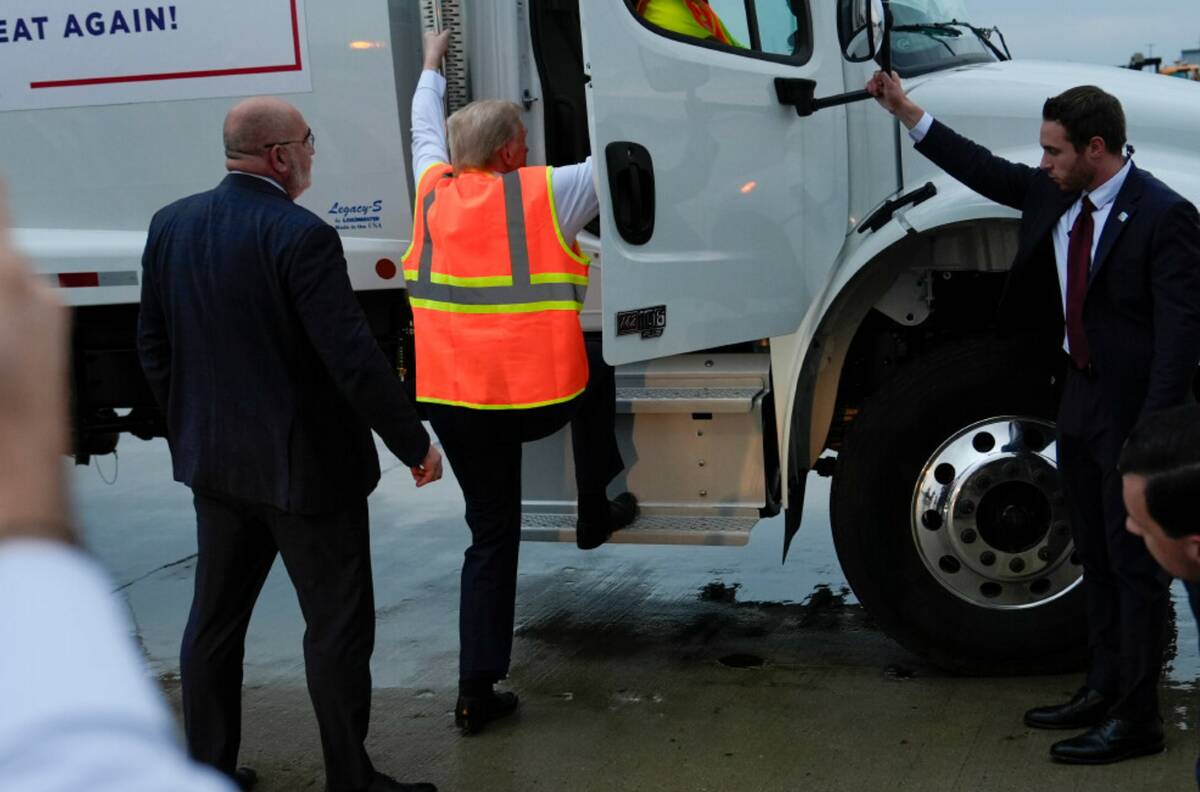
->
[1122, 473, 1200, 581]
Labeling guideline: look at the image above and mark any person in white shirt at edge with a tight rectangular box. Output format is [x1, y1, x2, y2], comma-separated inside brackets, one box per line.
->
[0, 183, 234, 791]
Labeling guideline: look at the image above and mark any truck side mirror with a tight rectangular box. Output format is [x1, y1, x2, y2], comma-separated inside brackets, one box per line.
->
[838, 0, 885, 62]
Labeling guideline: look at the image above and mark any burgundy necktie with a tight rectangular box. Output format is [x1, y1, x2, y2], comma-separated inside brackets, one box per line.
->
[1065, 196, 1097, 370]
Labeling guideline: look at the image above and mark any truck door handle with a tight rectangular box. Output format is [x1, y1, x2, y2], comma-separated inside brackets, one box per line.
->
[605, 142, 656, 245]
[776, 77, 872, 117]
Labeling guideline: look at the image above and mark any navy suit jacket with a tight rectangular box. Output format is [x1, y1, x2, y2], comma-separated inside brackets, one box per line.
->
[138, 174, 430, 514]
[916, 120, 1200, 435]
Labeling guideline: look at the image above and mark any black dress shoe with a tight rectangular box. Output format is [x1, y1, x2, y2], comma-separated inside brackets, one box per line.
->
[234, 767, 258, 791]
[1050, 717, 1164, 764]
[1024, 687, 1110, 730]
[364, 771, 437, 792]
[455, 690, 519, 735]
[576, 492, 639, 550]
[326, 771, 436, 792]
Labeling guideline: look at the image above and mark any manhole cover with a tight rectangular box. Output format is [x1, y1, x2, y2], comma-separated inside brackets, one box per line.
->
[719, 653, 764, 669]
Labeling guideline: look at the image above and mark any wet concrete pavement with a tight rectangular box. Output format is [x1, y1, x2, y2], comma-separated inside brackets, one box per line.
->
[75, 436, 1200, 791]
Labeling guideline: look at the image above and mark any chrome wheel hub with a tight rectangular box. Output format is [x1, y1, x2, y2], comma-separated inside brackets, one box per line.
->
[911, 416, 1081, 610]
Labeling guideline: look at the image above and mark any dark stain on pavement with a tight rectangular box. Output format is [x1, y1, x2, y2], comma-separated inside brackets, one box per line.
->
[699, 581, 741, 603]
[516, 580, 877, 667]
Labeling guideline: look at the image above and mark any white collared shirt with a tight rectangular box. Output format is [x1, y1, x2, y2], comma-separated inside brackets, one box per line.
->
[1051, 158, 1132, 344]
[910, 112, 1133, 353]
[0, 541, 235, 791]
[411, 70, 599, 243]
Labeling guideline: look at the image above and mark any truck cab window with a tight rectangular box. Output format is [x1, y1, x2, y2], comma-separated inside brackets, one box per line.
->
[632, 0, 812, 62]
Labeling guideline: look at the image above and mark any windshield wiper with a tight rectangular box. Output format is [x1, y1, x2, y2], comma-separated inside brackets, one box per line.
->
[889, 23, 958, 56]
[892, 20, 1012, 61]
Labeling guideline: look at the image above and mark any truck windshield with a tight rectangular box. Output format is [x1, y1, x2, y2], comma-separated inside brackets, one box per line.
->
[887, 0, 1004, 76]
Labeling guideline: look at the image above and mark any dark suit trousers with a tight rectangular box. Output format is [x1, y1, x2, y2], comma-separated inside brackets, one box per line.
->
[181, 491, 376, 792]
[1057, 370, 1171, 722]
[429, 338, 624, 682]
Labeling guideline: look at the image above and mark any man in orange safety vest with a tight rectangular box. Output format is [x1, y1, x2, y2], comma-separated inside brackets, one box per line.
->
[405, 30, 638, 738]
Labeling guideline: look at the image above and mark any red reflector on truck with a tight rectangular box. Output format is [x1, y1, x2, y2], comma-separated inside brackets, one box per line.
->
[58, 272, 101, 288]
[376, 258, 398, 280]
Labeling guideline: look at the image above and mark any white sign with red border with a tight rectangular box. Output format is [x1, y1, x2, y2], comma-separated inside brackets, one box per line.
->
[0, 0, 311, 112]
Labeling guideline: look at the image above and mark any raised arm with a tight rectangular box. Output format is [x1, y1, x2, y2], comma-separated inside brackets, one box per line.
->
[867, 70, 1037, 211]
[412, 31, 452, 180]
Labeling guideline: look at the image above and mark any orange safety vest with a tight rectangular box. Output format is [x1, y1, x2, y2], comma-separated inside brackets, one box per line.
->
[401, 163, 590, 409]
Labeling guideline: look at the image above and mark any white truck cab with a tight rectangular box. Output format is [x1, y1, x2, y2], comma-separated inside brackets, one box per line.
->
[8, 0, 1200, 674]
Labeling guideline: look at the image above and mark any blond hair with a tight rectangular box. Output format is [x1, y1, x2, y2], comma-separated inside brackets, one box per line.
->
[447, 100, 524, 172]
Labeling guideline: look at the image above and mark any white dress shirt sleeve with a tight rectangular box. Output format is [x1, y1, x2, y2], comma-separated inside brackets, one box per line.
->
[908, 112, 934, 144]
[412, 70, 450, 183]
[0, 541, 235, 792]
[550, 158, 600, 245]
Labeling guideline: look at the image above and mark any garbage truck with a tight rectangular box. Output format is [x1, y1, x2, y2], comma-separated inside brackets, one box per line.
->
[6, 0, 1200, 673]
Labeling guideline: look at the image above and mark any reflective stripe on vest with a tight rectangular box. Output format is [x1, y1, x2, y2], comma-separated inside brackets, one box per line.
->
[400, 164, 590, 409]
[405, 170, 586, 312]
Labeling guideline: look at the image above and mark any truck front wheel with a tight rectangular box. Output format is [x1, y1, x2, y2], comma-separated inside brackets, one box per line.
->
[830, 334, 1086, 674]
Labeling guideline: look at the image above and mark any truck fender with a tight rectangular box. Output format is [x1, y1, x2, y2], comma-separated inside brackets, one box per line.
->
[774, 178, 1022, 556]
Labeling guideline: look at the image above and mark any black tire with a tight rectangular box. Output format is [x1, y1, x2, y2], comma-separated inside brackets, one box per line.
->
[831, 334, 1086, 674]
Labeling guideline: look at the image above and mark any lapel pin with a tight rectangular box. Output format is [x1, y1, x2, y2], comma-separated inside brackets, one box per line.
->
[1118, 211, 1129, 223]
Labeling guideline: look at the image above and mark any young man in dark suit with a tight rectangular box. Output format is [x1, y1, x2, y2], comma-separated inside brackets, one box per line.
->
[867, 72, 1200, 764]
[138, 97, 442, 792]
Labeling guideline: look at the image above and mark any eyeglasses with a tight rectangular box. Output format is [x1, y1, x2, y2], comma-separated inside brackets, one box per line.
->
[263, 128, 315, 152]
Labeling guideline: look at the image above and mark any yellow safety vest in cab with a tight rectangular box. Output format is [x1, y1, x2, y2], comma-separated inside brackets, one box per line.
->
[635, 0, 743, 47]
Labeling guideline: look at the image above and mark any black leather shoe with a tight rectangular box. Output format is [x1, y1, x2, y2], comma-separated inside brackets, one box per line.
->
[1024, 687, 1110, 730]
[455, 690, 519, 735]
[1050, 717, 1164, 764]
[233, 767, 258, 791]
[356, 772, 437, 792]
[576, 492, 639, 550]
[327, 771, 436, 792]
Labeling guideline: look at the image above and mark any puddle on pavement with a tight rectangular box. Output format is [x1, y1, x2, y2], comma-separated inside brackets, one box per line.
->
[1168, 581, 1200, 687]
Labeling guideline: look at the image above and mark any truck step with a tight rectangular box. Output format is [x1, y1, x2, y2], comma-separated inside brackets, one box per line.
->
[520, 352, 772, 546]
[521, 511, 755, 547]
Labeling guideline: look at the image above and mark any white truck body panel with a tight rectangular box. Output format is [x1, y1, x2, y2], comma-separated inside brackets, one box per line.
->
[5, 1, 414, 302]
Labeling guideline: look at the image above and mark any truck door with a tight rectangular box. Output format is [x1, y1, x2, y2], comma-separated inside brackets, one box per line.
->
[580, 0, 850, 364]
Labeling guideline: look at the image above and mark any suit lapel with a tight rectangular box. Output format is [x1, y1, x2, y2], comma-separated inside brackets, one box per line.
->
[1089, 164, 1143, 284]
[1032, 190, 1078, 250]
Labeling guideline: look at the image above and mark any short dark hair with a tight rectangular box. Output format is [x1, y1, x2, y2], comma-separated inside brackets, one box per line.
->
[1118, 405, 1200, 538]
[1042, 85, 1126, 155]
